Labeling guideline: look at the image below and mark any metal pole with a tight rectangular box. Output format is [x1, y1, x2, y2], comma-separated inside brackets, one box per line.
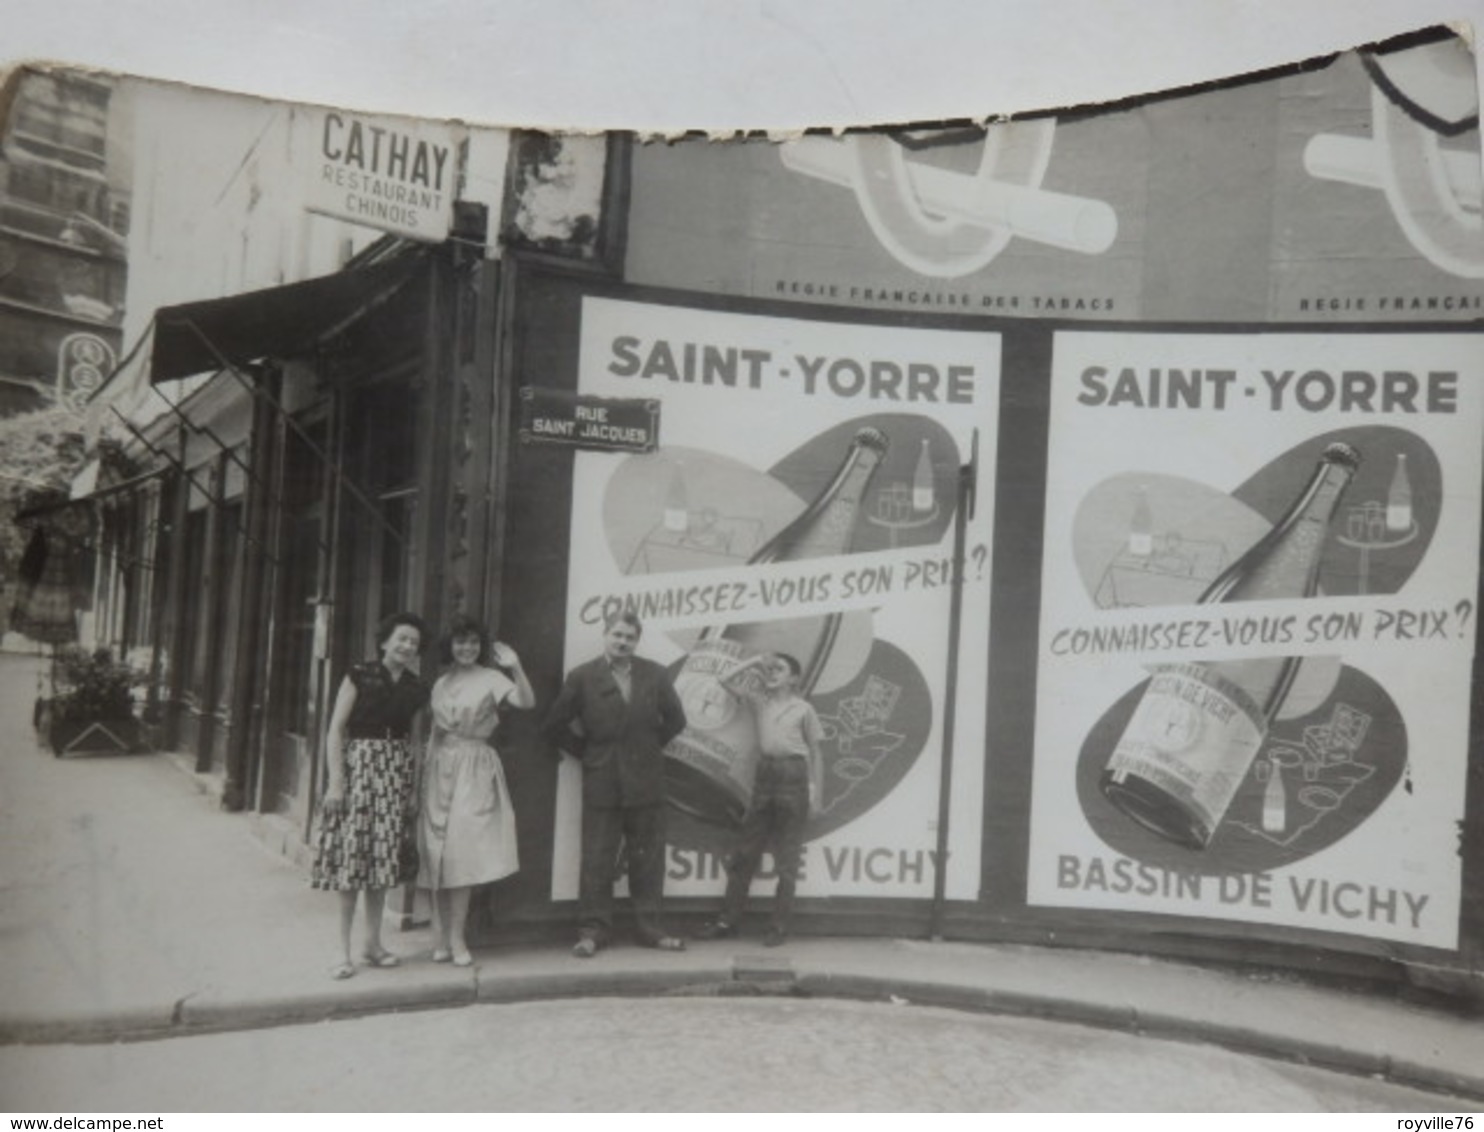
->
[930, 430, 978, 941]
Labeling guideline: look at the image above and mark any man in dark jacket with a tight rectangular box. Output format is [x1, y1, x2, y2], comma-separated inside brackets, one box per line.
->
[544, 611, 688, 956]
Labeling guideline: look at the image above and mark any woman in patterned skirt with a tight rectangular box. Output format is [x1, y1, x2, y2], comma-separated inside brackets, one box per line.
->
[418, 615, 535, 966]
[312, 612, 429, 979]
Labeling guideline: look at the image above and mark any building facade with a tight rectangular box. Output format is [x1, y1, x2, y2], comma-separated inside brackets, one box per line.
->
[0, 70, 129, 418]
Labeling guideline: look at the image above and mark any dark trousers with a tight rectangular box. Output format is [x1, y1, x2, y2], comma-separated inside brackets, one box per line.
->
[578, 801, 669, 944]
[721, 756, 810, 931]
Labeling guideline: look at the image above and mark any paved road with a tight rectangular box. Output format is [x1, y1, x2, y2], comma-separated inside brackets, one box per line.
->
[3, 997, 1478, 1112]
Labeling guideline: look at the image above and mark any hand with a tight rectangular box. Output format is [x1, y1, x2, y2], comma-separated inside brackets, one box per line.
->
[322, 787, 346, 816]
[490, 641, 519, 667]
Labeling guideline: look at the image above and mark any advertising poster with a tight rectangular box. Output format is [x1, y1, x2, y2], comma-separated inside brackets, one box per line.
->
[624, 119, 1149, 320]
[550, 296, 997, 904]
[1030, 329, 1483, 948]
[1269, 37, 1484, 320]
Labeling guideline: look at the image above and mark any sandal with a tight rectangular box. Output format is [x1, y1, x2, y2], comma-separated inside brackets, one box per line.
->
[330, 962, 356, 980]
[362, 948, 401, 968]
[572, 938, 600, 959]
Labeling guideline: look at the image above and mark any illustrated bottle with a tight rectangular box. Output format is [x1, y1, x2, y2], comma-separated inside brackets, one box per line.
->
[1386, 452, 1412, 533]
[912, 438, 935, 514]
[1099, 442, 1361, 849]
[1255, 758, 1286, 834]
[663, 459, 690, 533]
[1128, 485, 1153, 558]
[665, 427, 890, 826]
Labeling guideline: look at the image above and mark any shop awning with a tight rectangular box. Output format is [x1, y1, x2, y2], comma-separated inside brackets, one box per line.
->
[149, 256, 424, 383]
[15, 466, 166, 524]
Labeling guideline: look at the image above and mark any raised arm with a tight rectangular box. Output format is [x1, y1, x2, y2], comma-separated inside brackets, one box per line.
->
[490, 641, 537, 710]
[717, 652, 769, 700]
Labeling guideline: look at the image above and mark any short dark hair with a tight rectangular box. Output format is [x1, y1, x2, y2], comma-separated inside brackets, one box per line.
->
[774, 652, 803, 680]
[604, 610, 643, 636]
[441, 614, 491, 665]
[375, 611, 427, 649]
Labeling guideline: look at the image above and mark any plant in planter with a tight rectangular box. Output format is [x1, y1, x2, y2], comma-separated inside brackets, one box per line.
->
[40, 646, 151, 757]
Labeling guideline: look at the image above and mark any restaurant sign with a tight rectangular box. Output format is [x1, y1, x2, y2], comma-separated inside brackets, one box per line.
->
[293, 107, 462, 242]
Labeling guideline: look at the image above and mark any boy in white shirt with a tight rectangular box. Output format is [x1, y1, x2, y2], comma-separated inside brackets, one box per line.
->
[696, 651, 825, 947]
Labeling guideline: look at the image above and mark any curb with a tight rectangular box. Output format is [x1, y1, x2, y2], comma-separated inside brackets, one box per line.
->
[0, 1002, 178, 1046]
[474, 963, 738, 1004]
[176, 976, 479, 1035]
[4, 959, 1483, 1103]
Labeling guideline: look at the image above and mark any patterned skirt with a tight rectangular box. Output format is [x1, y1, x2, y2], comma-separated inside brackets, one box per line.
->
[310, 737, 417, 891]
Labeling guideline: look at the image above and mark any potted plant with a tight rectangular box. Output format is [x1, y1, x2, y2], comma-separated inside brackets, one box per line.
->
[39, 646, 150, 757]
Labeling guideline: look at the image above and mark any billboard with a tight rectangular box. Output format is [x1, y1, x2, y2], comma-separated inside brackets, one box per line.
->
[1030, 329, 1483, 948]
[625, 40, 1482, 327]
[549, 295, 997, 903]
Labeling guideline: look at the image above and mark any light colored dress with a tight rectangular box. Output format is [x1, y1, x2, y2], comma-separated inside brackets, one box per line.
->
[417, 667, 519, 889]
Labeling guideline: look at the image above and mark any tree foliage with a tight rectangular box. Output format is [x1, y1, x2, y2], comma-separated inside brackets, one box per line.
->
[0, 404, 88, 574]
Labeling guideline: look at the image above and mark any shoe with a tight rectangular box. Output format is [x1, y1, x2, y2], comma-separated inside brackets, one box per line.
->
[362, 948, 401, 968]
[329, 962, 356, 980]
[646, 935, 687, 952]
[431, 948, 453, 963]
[452, 948, 474, 968]
[572, 938, 600, 959]
[694, 919, 737, 941]
[763, 927, 787, 948]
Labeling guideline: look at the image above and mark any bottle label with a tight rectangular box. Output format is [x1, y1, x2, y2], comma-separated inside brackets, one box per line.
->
[663, 638, 762, 823]
[1105, 663, 1267, 839]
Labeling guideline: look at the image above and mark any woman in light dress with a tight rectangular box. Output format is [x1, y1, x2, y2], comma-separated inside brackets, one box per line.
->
[418, 615, 535, 966]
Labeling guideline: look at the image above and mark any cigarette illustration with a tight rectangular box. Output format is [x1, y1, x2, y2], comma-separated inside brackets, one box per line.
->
[1303, 134, 1482, 215]
[781, 130, 1118, 276]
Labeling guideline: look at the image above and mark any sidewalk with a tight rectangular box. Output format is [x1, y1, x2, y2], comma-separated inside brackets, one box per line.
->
[1, 653, 1481, 1101]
